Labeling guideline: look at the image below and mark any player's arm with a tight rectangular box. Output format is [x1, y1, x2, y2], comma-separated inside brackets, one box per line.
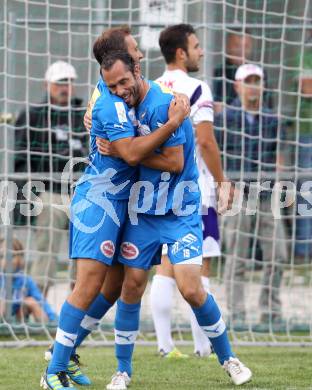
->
[193, 81, 234, 212]
[141, 145, 184, 173]
[96, 139, 184, 173]
[111, 98, 187, 166]
[196, 120, 225, 185]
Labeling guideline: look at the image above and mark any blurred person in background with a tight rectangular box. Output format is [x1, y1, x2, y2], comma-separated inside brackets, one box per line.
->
[215, 64, 288, 327]
[14, 61, 89, 297]
[213, 28, 253, 112]
[0, 237, 57, 323]
[293, 49, 312, 263]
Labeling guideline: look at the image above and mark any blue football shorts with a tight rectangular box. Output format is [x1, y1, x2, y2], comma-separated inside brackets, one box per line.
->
[118, 211, 203, 270]
[69, 191, 128, 266]
[162, 206, 221, 258]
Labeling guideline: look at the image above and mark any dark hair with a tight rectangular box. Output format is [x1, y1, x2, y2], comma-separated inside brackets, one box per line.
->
[159, 24, 196, 64]
[101, 51, 135, 74]
[93, 25, 131, 65]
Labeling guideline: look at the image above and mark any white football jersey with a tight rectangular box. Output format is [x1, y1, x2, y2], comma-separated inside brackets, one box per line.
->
[156, 69, 215, 208]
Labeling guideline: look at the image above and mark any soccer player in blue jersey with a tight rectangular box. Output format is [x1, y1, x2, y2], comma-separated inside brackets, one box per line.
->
[40, 33, 189, 390]
[99, 52, 252, 389]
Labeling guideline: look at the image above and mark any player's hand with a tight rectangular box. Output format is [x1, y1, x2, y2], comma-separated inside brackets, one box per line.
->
[84, 112, 92, 132]
[216, 180, 236, 214]
[96, 137, 112, 155]
[168, 96, 190, 128]
[173, 92, 191, 118]
[96, 137, 120, 157]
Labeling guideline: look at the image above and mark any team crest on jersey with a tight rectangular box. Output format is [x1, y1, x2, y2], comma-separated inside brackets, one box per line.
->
[100, 240, 115, 258]
[120, 242, 139, 260]
[114, 102, 128, 123]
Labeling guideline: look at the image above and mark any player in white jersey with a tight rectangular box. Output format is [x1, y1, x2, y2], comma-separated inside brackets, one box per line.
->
[151, 23, 231, 358]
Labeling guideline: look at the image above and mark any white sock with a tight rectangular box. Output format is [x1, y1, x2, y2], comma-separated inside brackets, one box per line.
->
[189, 276, 212, 356]
[150, 274, 176, 353]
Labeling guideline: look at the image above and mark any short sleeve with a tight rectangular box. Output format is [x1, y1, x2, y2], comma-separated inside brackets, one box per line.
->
[191, 81, 214, 125]
[92, 98, 135, 142]
[150, 103, 186, 148]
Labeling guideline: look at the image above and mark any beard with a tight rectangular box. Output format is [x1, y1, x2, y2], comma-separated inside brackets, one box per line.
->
[185, 57, 200, 73]
[186, 63, 199, 72]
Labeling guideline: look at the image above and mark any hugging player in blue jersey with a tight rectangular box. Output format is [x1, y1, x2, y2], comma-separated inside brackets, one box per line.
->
[41, 30, 189, 390]
[100, 51, 252, 389]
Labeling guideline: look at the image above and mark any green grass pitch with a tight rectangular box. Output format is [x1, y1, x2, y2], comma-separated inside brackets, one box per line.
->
[1, 346, 311, 389]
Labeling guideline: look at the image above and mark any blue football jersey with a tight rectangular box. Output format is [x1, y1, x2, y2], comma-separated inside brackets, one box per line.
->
[75, 78, 138, 200]
[134, 81, 200, 215]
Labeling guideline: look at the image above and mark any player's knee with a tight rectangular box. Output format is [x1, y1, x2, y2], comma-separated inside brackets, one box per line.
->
[180, 285, 206, 307]
[101, 281, 122, 303]
[122, 278, 145, 303]
[72, 278, 103, 306]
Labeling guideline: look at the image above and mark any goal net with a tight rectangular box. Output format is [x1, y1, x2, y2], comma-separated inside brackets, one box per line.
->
[0, 0, 311, 348]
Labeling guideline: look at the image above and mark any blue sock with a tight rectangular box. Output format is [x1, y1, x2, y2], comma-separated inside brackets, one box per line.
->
[47, 301, 86, 374]
[114, 299, 141, 377]
[191, 294, 234, 364]
[72, 293, 113, 355]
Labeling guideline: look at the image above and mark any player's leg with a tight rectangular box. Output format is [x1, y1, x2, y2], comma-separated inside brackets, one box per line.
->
[107, 266, 149, 390]
[107, 215, 161, 389]
[150, 253, 187, 357]
[190, 207, 221, 356]
[174, 263, 252, 385]
[223, 209, 252, 326]
[44, 197, 129, 388]
[41, 258, 108, 390]
[189, 258, 212, 357]
[73, 263, 124, 353]
[166, 213, 251, 386]
[258, 199, 287, 324]
[44, 263, 124, 387]
[42, 194, 125, 389]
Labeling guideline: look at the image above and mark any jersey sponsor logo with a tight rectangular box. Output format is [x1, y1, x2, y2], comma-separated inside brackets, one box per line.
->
[114, 102, 128, 123]
[121, 241, 139, 260]
[100, 240, 115, 258]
